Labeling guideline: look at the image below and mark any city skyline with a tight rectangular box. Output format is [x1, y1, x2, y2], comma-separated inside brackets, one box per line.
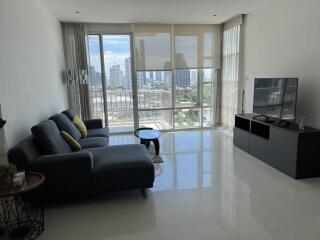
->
[89, 62, 197, 90]
[88, 35, 214, 132]
[88, 35, 209, 90]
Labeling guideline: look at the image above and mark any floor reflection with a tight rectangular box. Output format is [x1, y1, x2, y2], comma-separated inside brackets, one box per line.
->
[110, 129, 232, 192]
[40, 129, 320, 240]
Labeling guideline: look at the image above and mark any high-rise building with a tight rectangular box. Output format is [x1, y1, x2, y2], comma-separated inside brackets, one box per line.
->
[191, 70, 197, 86]
[109, 65, 121, 89]
[136, 72, 145, 89]
[175, 53, 191, 87]
[88, 66, 102, 89]
[155, 71, 162, 81]
[176, 69, 191, 87]
[164, 71, 171, 83]
[124, 57, 132, 90]
[88, 65, 96, 86]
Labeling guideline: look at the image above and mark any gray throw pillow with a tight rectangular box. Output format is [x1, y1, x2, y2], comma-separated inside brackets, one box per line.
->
[31, 120, 72, 155]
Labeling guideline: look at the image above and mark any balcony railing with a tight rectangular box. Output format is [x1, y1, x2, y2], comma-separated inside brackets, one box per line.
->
[91, 87, 212, 132]
[91, 89, 172, 131]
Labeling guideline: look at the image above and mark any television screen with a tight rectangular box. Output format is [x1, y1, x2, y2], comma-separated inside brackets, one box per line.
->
[253, 78, 298, 121]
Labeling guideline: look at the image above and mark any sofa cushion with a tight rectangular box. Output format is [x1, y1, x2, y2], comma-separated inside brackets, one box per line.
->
[73, 115, 87, 138]
[87, 144, 154, 191]
[50, 114, 81, 141]
[60, 131, 81, 151]
[83, 119, 103, 130]
[62, 108, 77, 121]
[87, 128, 109, 138]
[78, 137, 109, 149]
[31, 120, 72, 155]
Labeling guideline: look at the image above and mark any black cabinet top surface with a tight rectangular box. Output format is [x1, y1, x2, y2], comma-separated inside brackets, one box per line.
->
[236, 113, 320, 134]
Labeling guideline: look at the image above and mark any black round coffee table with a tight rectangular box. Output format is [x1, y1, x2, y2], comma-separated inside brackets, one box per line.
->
[0, 172, 45, 240]
[135, 128, 162, 163]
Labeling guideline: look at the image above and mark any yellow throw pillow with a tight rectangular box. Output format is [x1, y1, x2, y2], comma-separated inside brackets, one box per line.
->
[73, 115, 87, 138]
[60, 131, 81, 151]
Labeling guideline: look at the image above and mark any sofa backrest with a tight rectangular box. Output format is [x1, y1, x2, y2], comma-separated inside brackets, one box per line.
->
[62, 108, 77, 121]
[31, 120, 72, 155]
[49, 113, 81, 141]
[8, 136, 40, 171]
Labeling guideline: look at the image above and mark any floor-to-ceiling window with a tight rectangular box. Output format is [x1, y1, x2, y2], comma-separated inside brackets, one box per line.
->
[134, 25, 174, 130]
[87, 24, 221, 133]
[134, 24, 220, 131]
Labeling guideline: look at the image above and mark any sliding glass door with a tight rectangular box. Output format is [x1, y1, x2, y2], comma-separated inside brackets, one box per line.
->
[88, 34, 135, 133]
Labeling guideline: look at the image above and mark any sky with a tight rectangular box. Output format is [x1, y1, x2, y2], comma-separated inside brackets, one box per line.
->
[88, 33, 215, 78]
[88, 35, 131, 75]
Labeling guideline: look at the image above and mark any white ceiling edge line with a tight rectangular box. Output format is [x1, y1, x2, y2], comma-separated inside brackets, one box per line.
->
[40, 0, 274, 25]
[243, 0, 273, 15]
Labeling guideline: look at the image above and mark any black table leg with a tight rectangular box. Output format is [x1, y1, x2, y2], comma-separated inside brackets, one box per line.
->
[141, 139, 150, 149]
[0, 189, 45, 240]
[152, 139, 160, 156]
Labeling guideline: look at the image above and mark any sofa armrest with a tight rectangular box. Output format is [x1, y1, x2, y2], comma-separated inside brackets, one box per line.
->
[83, 119, 103, 129]
[30, 151, 94, 199]
[31, 151, 93, 176]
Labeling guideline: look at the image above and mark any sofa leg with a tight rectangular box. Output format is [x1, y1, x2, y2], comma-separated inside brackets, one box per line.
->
[141, 188, 148, 199]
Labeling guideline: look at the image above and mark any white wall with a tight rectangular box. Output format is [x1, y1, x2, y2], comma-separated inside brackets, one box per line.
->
[241, 0, 320, 127]
[0, 0, 68, 149]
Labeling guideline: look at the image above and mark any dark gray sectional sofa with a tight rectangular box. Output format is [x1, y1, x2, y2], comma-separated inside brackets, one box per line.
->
[8, 109, 155, 200]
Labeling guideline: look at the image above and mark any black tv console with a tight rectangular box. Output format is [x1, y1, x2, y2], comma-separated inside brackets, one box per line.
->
[234, 113, 320, 179]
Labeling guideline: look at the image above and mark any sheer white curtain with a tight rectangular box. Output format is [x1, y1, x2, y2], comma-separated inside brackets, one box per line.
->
[61, 23, 92, 119]
[221, 17, 242, 128]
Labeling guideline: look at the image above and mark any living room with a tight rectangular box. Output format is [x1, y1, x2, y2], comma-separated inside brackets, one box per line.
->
[1, 0, 320, 239]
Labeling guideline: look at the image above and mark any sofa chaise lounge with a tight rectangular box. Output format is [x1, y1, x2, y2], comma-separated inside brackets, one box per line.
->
[8, 109, 155, 200]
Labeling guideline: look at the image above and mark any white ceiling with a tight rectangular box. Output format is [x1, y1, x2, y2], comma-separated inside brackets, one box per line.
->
[41, 0, 271, 24]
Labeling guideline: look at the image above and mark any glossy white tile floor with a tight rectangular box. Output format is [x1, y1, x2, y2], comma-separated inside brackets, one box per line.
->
[39, 130, 320, 240]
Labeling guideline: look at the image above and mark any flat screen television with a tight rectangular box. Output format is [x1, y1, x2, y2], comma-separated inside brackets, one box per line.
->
[253, 78, 298, 122]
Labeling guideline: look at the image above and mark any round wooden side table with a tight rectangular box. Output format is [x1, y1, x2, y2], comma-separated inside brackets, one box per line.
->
[0, 172, 45, 240]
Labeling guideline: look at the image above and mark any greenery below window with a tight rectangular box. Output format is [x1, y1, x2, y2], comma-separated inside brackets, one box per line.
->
[175, 109, 200, 128]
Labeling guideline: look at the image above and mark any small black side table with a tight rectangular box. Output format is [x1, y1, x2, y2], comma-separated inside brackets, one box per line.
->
[0, 172, 45, 240]
[135, 128, 162, 162]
